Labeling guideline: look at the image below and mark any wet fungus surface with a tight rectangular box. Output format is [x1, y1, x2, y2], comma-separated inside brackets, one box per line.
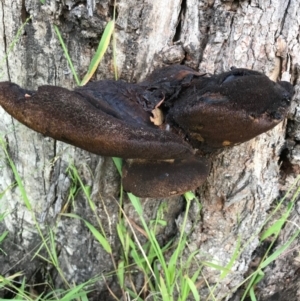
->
[0, 65, 294, 197]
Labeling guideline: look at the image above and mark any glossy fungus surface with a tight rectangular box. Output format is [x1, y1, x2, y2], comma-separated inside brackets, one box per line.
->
[0, 66, 294, 197]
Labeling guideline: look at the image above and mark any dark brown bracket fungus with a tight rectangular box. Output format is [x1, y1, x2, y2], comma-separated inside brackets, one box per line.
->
[0, 65, 294, 198]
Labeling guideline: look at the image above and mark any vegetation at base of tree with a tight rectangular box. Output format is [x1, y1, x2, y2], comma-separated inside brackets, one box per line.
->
[1, 136, 300, 300]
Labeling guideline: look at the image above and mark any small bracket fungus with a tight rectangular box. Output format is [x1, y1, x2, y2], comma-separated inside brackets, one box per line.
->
[0, 65, 294, 198]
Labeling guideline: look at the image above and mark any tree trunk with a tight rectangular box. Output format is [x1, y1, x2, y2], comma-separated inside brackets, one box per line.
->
[0, 0, 299, 300]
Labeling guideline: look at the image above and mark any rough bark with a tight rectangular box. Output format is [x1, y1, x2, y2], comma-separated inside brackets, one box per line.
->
[0, 0, 299, 300]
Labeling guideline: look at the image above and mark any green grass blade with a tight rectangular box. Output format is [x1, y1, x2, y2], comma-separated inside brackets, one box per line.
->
[160, 274, 172, 301]
[168, 236, 186, 283]
[49, 229, 59, 266]
[112, 0, 118, 80]
[83, 220, 112, 254]
[242, 229, 299, 300]
[116, 223, 126, 250]
[59, 282, 88, 301]
[81, 20, 115, 86]
[261, 219, 285, 241]
[249, 287, 258, 301]
[184, 191, 196, 201]
[0, 17, 32, 78]
[63, 213, 112, 254]
[0, 138, 31, 210]
[220, 237, 241, 279]
[128, 193, 143, 215]
[112, 157, 122, 175]
[116, 260, 125, 288]
[0, 183, 17, 200]
[127, 288, 144, 301]
[202, 261, 229, 272]
[80, 295, 89, 301]
[248, 271, 264, 301]
[260, 229, 300, 269]
[252, 270, 265, 286]
[260, 202, 294, 241]
[54, 25, 80, 86]
[0, 231, 8, 243]
[67, 164, 95, 211]
[185, 276, 200, 301]
[112, 29, 118, 80]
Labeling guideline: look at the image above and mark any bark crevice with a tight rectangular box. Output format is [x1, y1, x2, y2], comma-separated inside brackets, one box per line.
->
[1, 1, 10, 81]
[173, 0, 186, 43]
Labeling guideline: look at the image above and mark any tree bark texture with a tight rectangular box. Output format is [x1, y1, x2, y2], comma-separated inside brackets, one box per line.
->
[0, 0, 299, 300]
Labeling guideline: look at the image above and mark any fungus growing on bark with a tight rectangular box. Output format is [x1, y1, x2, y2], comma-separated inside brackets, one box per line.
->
[168, 68, 293, 152]
[0, 65, 294, 197]
[122, 158, 210, 198]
